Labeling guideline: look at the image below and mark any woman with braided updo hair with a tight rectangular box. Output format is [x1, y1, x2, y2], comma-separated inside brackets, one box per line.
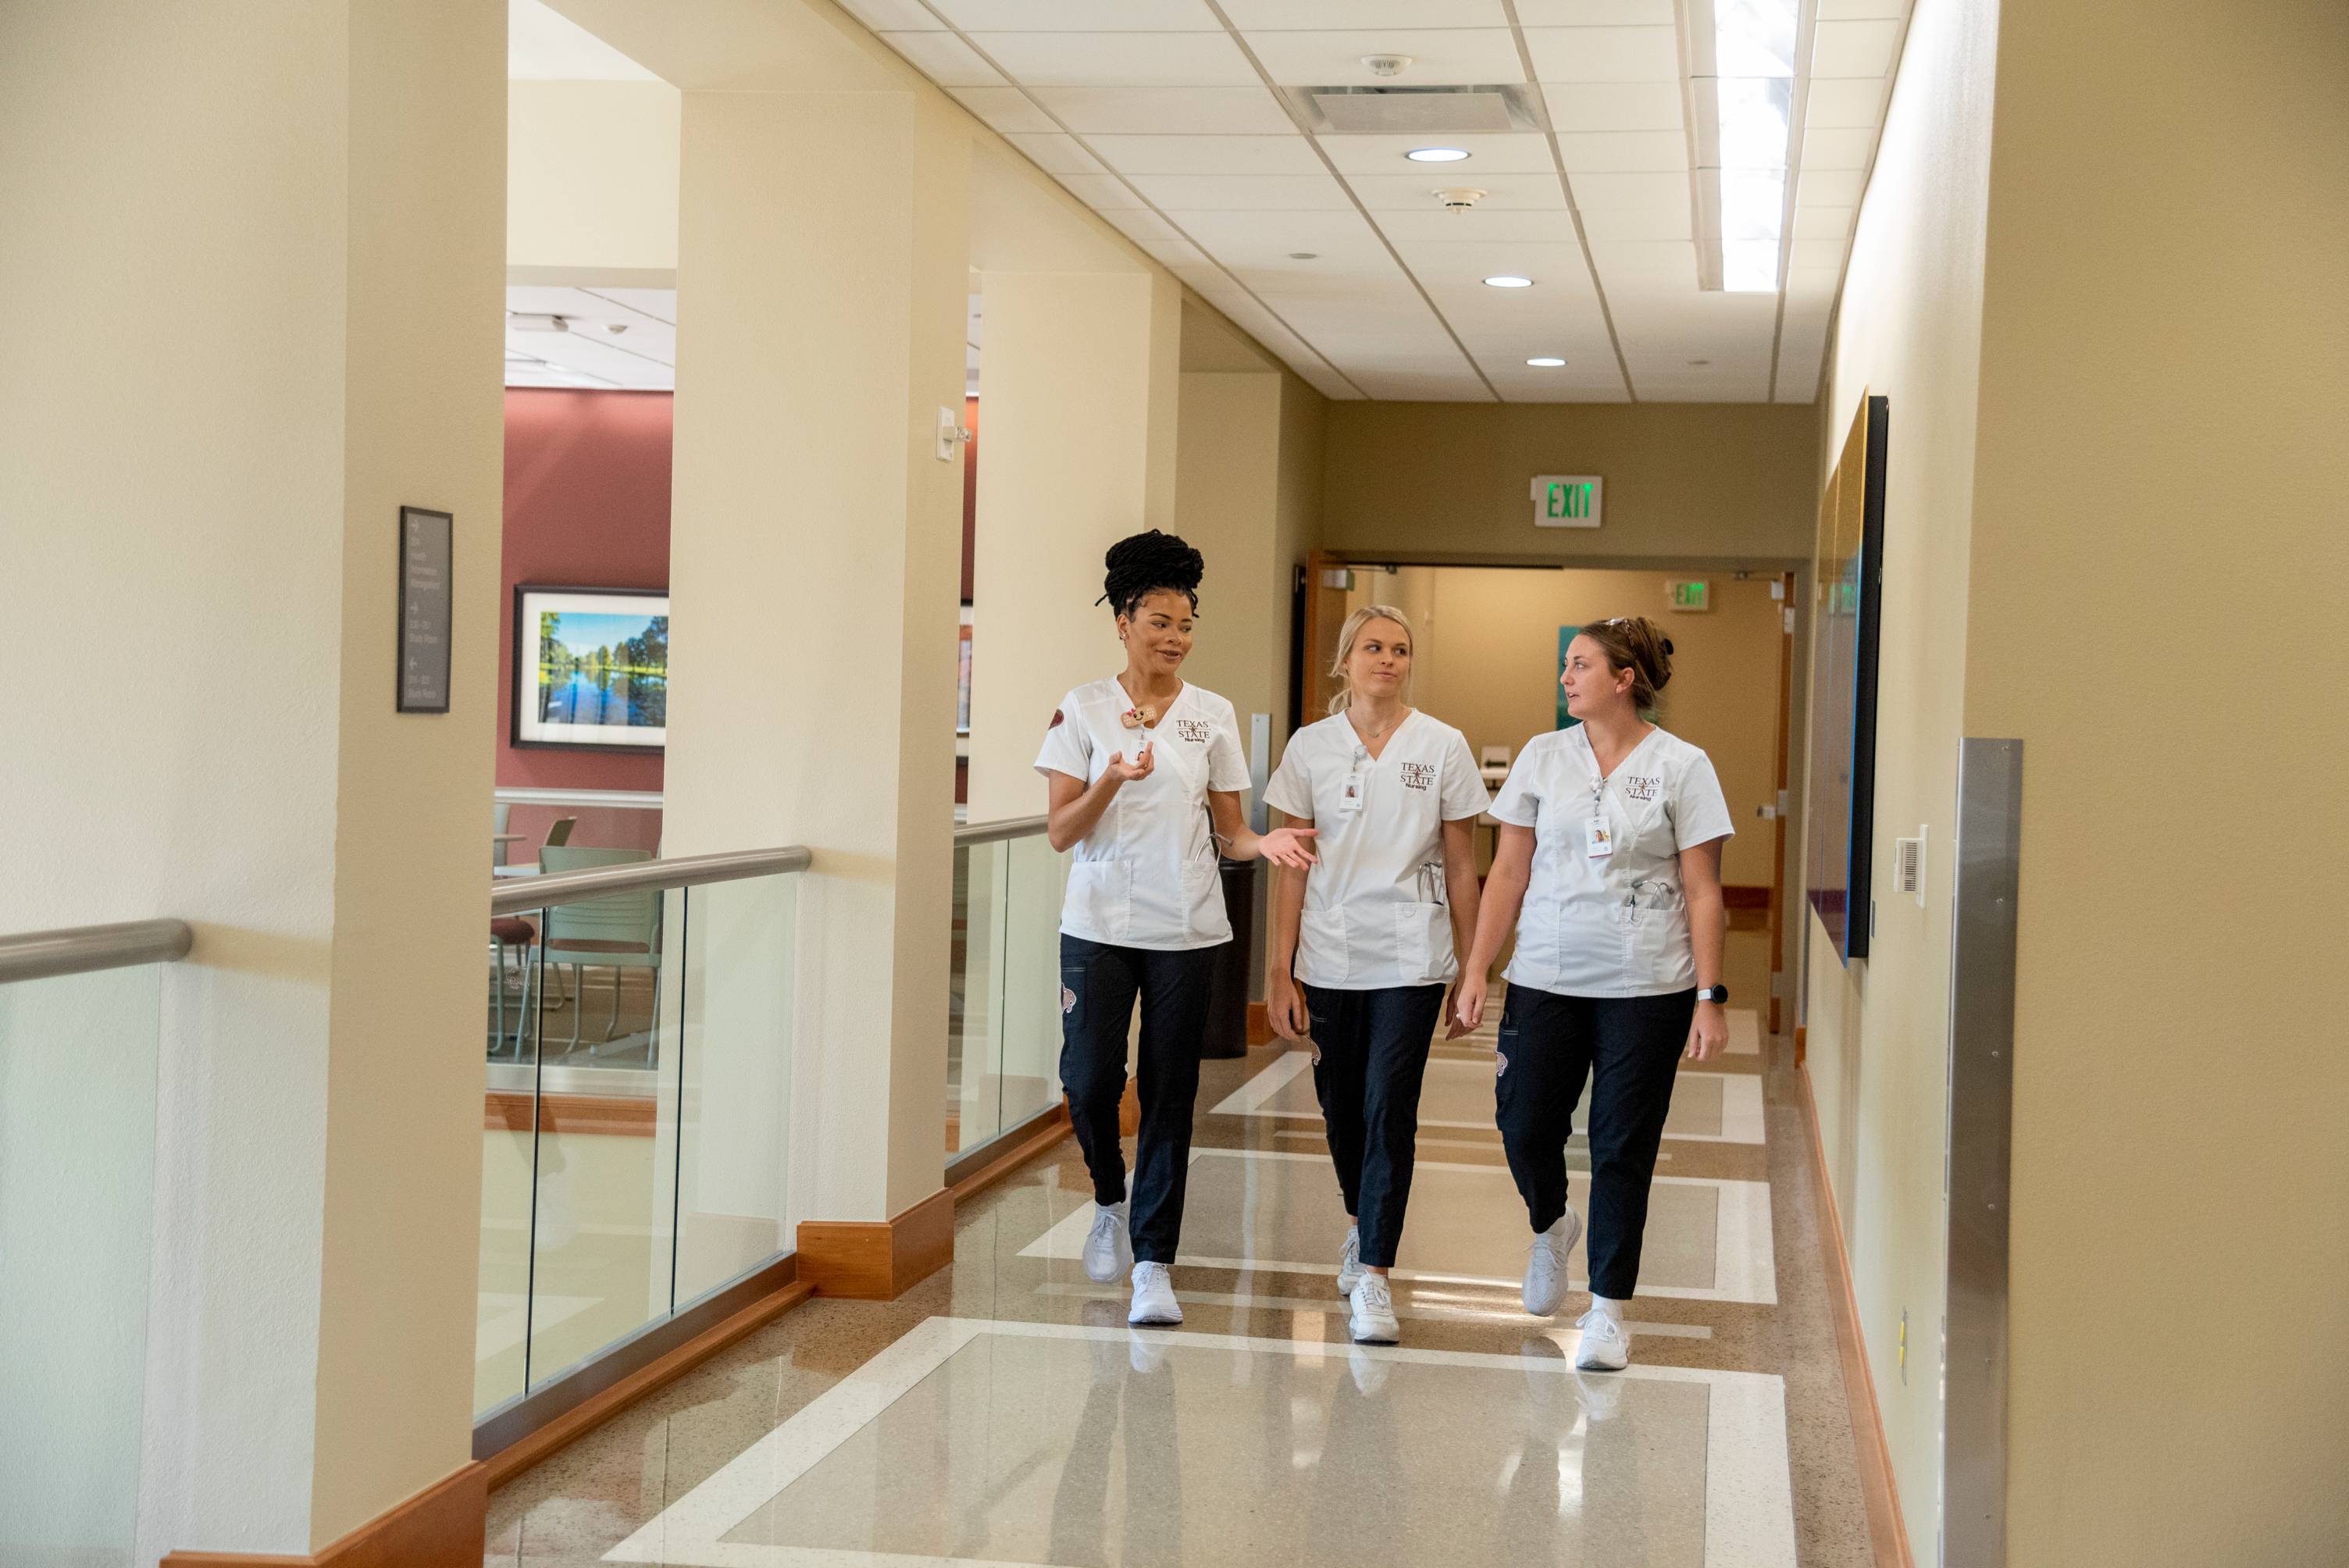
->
[1453, 615, 1735, 1372]
[1035, 529, 1317, 1329]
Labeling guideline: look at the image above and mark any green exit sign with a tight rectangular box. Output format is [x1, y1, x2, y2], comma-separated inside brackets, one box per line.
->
[1531, 474, 1603, 529]
[1668, 579, 1711, 612]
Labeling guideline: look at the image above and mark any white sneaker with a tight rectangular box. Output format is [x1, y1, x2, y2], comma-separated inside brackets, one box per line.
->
[1083, 1202, 1132, 1284]
[1128, 1261, 1182, 1326]
[1574, 1306, 1631, 1371]
[1335, 1224, 1364, 1296]
[1522, 1207, 1581, 1317]
[1348, 1273, 1400, 1345]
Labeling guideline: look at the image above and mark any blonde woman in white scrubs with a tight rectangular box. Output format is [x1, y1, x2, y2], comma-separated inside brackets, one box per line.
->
[1038, 530, 1318, 1330]
[1264, 605, 1491, 1345]
[1455, 616, 1734, 1371]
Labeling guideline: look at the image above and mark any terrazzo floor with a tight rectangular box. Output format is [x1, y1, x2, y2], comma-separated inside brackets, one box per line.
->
[486, 953, 1877, 1566]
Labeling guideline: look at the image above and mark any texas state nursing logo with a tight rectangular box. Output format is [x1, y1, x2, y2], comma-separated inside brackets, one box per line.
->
[1173, 718, 1212, 744]
[1623, 775, 1661, 801]
[1399, 761, 1436, 791]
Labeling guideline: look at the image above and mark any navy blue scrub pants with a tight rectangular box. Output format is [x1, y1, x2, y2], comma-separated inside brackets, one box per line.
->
[1058, 934, 1219, 1265]
[1301, 982, 1445, 1269]
[1492, 985, 1697, 1301]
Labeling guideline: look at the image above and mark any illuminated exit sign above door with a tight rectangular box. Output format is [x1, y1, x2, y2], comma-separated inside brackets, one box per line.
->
[1531, 475, 1603, 529]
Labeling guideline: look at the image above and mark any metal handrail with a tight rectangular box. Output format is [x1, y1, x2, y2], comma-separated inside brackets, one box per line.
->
[0, 919, 194, 985]
[490, 844, 813, 917]
[954, 814, 1050, 848]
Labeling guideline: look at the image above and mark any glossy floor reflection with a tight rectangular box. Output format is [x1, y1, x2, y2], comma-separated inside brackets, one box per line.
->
[488, 952, 1875, 1566]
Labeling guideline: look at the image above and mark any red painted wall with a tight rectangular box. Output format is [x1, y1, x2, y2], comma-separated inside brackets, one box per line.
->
[500, 389, 671, 848]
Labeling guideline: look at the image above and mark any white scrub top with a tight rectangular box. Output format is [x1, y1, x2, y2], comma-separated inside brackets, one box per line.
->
[1264, 710, 1492, 989]
[1035, 678, 1251, 951]
[1488, 724, 1734, 998]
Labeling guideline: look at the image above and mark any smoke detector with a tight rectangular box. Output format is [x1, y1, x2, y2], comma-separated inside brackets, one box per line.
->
[1360, 53, 1413, 77]
[1434, 187, 1488, 213]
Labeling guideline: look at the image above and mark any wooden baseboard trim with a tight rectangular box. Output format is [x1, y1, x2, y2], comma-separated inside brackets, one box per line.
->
[797, 1185, 955, 1300]
[949, 1105, 1072, 1206]
[1796, 1064, 1914, 1568]
[483, 1089, 656, 1138]
[1795, 1023, 1807, 1066]
[479, 1275, 813, 1489]
[166, 1458, 487, 1567]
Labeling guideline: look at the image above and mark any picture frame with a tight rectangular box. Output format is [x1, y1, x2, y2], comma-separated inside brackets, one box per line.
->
[396, 506, 453, 715]
[512, 585, 669, 752]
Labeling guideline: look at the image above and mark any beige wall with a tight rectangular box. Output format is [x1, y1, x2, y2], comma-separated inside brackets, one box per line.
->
[0, 0, 504, 1555]
[1344, 568, 1786, 889]
[1173, 372, 1285, 736]
[1962, 0, 2349, 1559]
[1321, 401, 1818, 565]
[506, 79, 679, 279]
[1802, 0, 2001, 1551]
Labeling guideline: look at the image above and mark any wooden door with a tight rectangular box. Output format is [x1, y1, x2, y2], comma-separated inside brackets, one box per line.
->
[1297, 550, 1353, 722]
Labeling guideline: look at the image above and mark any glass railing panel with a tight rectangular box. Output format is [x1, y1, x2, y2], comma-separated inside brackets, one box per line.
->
[948, 839, 1011, 1156]
[672, 871, 796, 1304]
[476, 921, 540, 1416]
[0, 963, 162, 1565]
[522, 885, 685, 1392]
[998, 832, 1069, 1132]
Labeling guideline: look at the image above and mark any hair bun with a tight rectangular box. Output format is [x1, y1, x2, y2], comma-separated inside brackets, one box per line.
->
[1662, 637, 1675, 657]
[1099, 529, 1206, 619]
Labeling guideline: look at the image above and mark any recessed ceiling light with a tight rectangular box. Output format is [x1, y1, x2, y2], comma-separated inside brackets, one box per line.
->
[1288, 251, 1319, 260]
[1406, 147, 1470, 163]
[1483, 275, 1534, 288]
[1526, 356, 1567, 367]
[1688, 358, 1711, 366]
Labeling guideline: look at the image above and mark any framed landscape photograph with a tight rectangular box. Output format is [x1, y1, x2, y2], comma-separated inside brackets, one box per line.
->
[513, 586, 668, 751]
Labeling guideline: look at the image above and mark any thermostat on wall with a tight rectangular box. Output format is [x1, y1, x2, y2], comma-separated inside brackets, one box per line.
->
[1531, 475, 1602, 529]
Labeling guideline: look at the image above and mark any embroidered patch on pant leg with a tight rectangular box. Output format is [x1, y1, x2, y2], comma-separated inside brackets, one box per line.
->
[1495, 1051, 1508, 1077]
[1061, 985, 1078, 1014]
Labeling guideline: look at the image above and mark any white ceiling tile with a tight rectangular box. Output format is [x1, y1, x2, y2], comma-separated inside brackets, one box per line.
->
[1372, 206, 1579, 241]
[1567, 169, 1690, 212]
[1175, 206, 1384, 255]
[1794, 166, 1864, 206]
[1590, 239, 1698, 283]
[1391, 239, 1593, 283]
[1579, 203, 1692, 240]
[1101, 207, 1185, 242]
[1139, 238, 1212, 268]
[1785, 265, 1842, 302]
[1810, 18, 1902, 77]
[837, 0, 945, 30]
[1318, 132, 1554, 175]
[1798, 126, 1875, 169]
[1346, 172, 1565, 211]
[1242, 272, 1423, 305]
[1555, 130, 1687, 173]
[1240, 28, 1527, 87]
[1816, 0, 1905, 17]
[932, 0, 1221, 28]
[1540, 80, 1687, 131]
[879, 31, 1006, 86]
[1521, 26, 1680, 83]
[1221, 0, 1510, 24]
[1053, 172, 1150, 208]
[1805, 77, 1887, 128]
[1003, 132, 1107, 175]
[1220, 241, 1405, 282]
[971, 30, 1260, 87]
[1086, 134, 1321, 175]
[1513, 0, 1674, 24]
[1129, 172, 1356, 210]
[948, 85, 1058, 131]
[1794, 205, 1853, 240]
[1350, 372, 1495, 401]
[1790, 237, 1847, 269]
[1029, 86, 1297, 134]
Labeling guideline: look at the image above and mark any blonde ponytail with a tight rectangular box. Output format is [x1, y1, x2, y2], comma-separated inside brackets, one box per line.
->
[1326, 604, 1416, 715]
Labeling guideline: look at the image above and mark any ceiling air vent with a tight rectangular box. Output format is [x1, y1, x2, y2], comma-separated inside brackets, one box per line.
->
[1284, 83, 1545, 137]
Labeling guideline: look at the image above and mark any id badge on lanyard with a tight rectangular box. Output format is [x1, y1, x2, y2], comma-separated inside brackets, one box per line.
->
[1339, 747, 1367, 814]
[1586, 773, 1613, 857]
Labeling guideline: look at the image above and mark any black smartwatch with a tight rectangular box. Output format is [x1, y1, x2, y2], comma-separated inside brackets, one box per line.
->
[1696, 985, 1728, 1004]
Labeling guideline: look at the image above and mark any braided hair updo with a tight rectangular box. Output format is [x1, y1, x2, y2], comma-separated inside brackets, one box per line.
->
[1098, 529, 1206, 622]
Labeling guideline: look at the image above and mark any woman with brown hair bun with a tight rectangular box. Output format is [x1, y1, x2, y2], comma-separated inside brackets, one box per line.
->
[1453, 615, 1734, 1372]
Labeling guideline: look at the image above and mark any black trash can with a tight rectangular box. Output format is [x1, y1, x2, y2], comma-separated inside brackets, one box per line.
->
[1201, 857, 1256, 1058]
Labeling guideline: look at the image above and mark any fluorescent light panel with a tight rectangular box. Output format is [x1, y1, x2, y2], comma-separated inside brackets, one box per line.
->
[1694, 0, 1798, 293]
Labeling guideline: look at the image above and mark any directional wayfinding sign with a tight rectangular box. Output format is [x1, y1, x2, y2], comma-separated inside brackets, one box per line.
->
[1531, 474, 1602, 529]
